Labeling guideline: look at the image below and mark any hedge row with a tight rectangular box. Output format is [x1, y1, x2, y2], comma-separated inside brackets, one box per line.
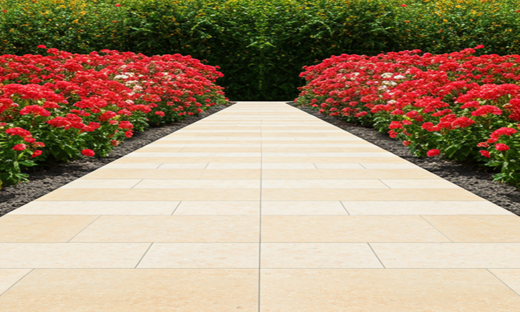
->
[1, 0, 520, 101]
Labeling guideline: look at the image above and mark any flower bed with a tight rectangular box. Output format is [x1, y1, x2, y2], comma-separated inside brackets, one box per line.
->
[295, 47, 520, 187]
[0, 47, 228, 187]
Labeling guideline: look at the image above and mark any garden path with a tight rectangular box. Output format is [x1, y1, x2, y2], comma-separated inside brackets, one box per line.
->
[1, 102, 520, 311]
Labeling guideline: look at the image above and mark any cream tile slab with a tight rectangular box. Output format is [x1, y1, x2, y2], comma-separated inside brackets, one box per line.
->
[37, 188, 260, 201]
[261, 243, 382, 268]
[102, 163, 163, 169]
[313, 163, 366, 169]
[0, 269, 31, 295]
[156, 163, 209, 169]
[360, 163, 420, 169]
[262, 180, 388, 189]
[262, 169, 438, 179]
[489, 269, 520, 295]
[0, 269, 258, 311]
[137, 243, 258, 268]
[214, 152, 261, 157]
[263, 188, 482, 201]
[424, 215, 520, 242]
[200, 169, 260, 179]
[134, 147, 184, 153]
[262, 147, 344, 153]
[71, 216, 259, 242]
[117, 157, 261, 164]
[61, 179, 142, 189]
[262, 163, 317, 169]
[206, 163, 261, 169]
[181, 147, 262, 153]
[343, 201, 512, 215]
[175, 201, 259, 215]
[263, 157, 408, 164]
[372, 243, 520, 268]
[9, 201, 179, 215]
[262, 201, 347, 215]
[134, 179, 260, 189]
[0, 215, 98, 242]
[261, 216, 450, 242]
[126, 152, 218, 157]
[0, 243, 150, 268]
[260, 269, 520, 311]
[381, 179, 458, 189]
[82, 169, 205, 179]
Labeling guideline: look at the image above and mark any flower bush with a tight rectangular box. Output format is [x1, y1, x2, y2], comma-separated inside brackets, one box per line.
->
[0, 48, 228, 188]
[295, 47, 520, 187]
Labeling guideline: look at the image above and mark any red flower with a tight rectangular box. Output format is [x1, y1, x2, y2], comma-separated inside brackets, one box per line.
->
[155, 111, 165, 117]
[31, 150, 43, 158]
[427, 149, 440, 157]
[475, 45, 484, 49]
[403, 140, 411, 146]
[401, 4, 407, 7]
[24, 137, 36, 143]
[495, 143, 510, 151]
[13, 144, 27, 151]
[6, 127, 31, 137]
[37, 45, 46, 49]
[479, 150, 490, 158]
[115, 4, 121, 7]
[81, 149, 95, 157]
[110, 140, 119, 146]
[125, 130, 133, 138]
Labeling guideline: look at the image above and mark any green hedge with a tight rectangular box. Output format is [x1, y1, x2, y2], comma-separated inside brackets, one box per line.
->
[1, 0, 519, 100]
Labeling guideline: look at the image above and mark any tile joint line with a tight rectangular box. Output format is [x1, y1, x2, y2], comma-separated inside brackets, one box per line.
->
[134, 243, 154, 268]
[419, 215, 454, 242]
[171, 201, 182, 215]
[486, 269, 520, 297]
[66, 215, 101, 243]
[0, 268, 34, 297]
[367, 243, 386, 269]
[339, 201, 351, 215]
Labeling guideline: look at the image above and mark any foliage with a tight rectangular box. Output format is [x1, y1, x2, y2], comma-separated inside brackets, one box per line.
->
[1, 0, 519, 100]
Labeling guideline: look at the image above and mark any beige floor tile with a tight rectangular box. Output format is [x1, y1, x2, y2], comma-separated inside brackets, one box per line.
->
[9, 201, 179, 215]
[200, 169, 261, 179]
[360, 163, 419, 169]
[262, 147, 344, 153]
[0, 216, 98, 242]
[262, 169, 437, 179]
[134, 147, 184, 153]
[263, 157, 409, 164]
[127, 152, 217, 157]
[260, 269, 520, 311]
[134, 179, 260, 189]
[175, 201, 260, 215]
[0, 269, 258, 311]
[102, 163, 163, 169]
[372, 243, 520, 268]
[181, 147, 262, 153]
[262, 201, 347, 215]
[138, 243, 258, 268]
[261, 216, 450, 242]
[313, 163, 365, 169]
[155, 163, 209, 169]
[0, 269, 31, 295]
[424, 215, 520, 242]
[37, 188, 260, 201]
[262, 180, 388, 189]
[262, 163, 317, 169]
[82, 169, 205, 179]
[62, 179, 142, 189]
[206, 163, 261, 169]
[339, 147, 388, 153]
[0, 243, 149, 268]
[262, 188, 483, 201]
[381, 179, 458, 189]
[489, 269, 520, 295]
[71, 216, 259, 242]
[261, 243, 382, 268]
[343, 201, 512, 215]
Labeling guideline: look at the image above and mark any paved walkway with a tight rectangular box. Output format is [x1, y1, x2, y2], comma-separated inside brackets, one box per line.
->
[1, 102, 520, 311]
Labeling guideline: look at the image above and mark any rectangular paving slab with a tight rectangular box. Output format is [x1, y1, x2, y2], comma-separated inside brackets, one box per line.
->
[1, 102, 519, 311]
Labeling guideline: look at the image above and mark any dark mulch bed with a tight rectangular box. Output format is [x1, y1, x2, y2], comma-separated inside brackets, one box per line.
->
[290, 102, 520, 217]
[0, 104, 231, 217]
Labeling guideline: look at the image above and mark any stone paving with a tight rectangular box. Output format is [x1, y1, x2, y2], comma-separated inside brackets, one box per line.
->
[1, 101, 520, 311]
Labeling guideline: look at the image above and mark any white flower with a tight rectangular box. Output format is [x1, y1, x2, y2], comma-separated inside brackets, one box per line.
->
[394, 75, 405, 79]
[114, 74, 128, 80]
[382, 81, 397, 86]
[381, 73, 393, 79]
